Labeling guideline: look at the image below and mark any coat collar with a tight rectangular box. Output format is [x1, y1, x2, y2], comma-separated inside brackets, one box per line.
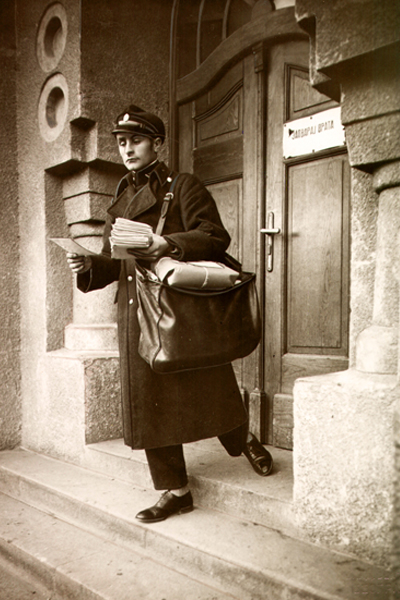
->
[108, 161, 174, 220]
[148, 161, 175, 189]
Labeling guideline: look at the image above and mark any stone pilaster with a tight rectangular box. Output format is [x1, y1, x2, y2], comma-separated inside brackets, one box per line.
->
[44, 163, 123, 459]
[356, 163, 400, 374]
[293, 0, 400, 571]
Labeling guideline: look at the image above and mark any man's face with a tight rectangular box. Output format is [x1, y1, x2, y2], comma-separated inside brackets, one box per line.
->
[116, 133, 160, 171]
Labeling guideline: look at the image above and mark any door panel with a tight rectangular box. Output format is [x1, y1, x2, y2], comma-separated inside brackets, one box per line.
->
[181, 61, 244, 248]
[287, 65, 335, 120]
[276, 155, 350, 448]
[196, 91, 242, 145]
[193, 137, 243, 181]
[177, 54, 262, 413]
[194, 61, 243, 114]
[286, 156, 350, 355]
[265, 44, 350, 450]
[207, 180, 242, 261]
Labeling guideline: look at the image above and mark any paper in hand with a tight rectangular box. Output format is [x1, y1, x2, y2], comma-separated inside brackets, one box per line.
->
[110, 218, 153, 248]
[110, 218, 154, 259]
[50, 238, 96, 256]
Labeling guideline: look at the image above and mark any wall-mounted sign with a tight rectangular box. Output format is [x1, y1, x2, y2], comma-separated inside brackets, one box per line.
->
[283, 106, 345, 158]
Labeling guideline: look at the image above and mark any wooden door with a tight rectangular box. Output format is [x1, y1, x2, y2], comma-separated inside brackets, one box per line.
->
[264, 43, 350, 449]
[177, 54, 265, 423]
[171, 4, 350, 448]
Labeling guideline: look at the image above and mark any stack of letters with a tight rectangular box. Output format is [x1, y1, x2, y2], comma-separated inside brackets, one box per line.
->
[110, 218, 153, 259]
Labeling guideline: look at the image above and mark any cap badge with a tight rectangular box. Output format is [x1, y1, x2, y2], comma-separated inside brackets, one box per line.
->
[122, 113, 130, 122]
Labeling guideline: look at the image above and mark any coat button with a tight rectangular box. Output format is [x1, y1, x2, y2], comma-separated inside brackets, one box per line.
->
[129, 298, 134, 305]
[127, 275, 133, 282]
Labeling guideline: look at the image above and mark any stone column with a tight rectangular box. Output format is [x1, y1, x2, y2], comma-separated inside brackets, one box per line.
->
[356, 163, 400, 374]
[293, 0, 400, 571]
[44, 165, 124, 459]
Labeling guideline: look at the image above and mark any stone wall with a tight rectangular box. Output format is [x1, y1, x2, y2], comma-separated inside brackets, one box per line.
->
[0, 0, 21, 450]
[394, 398, 400, 593]
[347, 169, 378, 367]
[13, 0, 172, 460]
[294, 0, 400, 574]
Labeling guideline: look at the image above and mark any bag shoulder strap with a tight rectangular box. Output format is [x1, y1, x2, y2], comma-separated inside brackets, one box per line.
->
[155, 174, 244, 276]
[155, 173, 180, 236]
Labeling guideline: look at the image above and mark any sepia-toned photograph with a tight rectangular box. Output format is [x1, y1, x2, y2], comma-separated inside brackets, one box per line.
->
[0, 0, 398, 598]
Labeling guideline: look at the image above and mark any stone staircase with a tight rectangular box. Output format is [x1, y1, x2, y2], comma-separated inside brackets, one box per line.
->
[0, 439, 392, 599]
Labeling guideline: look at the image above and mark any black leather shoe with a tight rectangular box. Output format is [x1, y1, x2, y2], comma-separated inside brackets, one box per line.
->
[135, 490, 194, 523]
[244, 433, 273, 476]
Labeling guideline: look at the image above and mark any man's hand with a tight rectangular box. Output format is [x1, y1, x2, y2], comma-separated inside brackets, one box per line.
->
[127, 234, 170, 262]
[66, 253, 92, 274]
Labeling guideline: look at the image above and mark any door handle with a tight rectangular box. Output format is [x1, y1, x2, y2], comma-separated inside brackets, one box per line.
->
[260, 212, 281, 272]
[260, 227, 281, 235]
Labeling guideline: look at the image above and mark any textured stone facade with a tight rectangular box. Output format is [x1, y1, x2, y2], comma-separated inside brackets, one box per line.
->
[294, 0, 400, 576]
[0, 0, 21, 450]
[0, 0, 172, 460]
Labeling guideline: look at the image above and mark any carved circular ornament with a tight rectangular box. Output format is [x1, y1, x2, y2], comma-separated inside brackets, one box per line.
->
[36, 3, 68, 72]
[38, 73, 69, 142]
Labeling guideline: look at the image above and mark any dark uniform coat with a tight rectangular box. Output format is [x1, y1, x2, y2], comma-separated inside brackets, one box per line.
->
[78, 161, 247, 450]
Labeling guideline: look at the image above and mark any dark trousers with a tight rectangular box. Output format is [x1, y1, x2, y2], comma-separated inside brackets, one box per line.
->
[145, 422, 248, 490]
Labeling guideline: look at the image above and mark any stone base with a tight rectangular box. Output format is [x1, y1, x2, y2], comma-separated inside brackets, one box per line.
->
[356, 324, 398, 374]
[23, 349, 122, 463]
[293, 368, 397, 568]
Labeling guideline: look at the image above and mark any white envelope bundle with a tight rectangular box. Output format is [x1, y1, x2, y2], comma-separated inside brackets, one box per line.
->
[110, 218, 153, 259]
[153, 257, 239, 290]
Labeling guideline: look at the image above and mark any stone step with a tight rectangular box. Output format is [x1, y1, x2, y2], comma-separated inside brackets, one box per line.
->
[0, 550, 50, 600]
[0, 448, 391, 600]
[0, 492, 230, 600]
[82, 438, 297, 537]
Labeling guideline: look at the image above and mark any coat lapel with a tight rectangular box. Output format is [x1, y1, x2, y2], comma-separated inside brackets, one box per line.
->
[107, 162, 174, 221]
[107, 182, 157, 220]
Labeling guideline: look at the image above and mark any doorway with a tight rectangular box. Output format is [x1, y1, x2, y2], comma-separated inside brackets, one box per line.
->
[170, 1, 350, 447]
